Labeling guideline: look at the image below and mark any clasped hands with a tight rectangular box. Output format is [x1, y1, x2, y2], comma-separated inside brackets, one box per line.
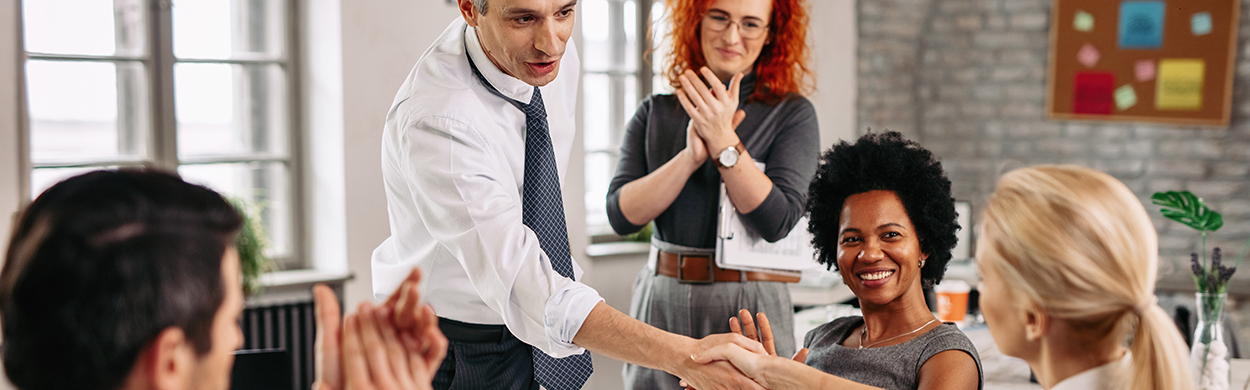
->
[676, 67, 747, 165]
[682, 310, 810, 390]
[312, 268, 447, 390]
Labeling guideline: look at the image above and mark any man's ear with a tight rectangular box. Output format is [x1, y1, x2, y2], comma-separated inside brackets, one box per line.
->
[459, 0, 481, 27]
[1023, 304, 1050, 342]
[136, 327, 197, 390]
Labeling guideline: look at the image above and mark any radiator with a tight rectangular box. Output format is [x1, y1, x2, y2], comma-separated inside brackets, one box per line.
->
[240, 300, 316, 390]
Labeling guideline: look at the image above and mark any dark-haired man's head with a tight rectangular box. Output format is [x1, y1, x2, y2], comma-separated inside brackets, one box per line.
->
[1, 169, 245, 390]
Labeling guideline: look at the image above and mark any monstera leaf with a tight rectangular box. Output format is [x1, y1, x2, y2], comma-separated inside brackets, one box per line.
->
[1152, 191, 1224, 233]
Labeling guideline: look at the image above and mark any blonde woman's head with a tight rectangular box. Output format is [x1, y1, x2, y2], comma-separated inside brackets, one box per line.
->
[976, 165, 1191, 390]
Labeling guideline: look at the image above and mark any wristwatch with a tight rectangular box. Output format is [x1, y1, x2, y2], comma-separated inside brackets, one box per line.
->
[715, 142, 745, 168]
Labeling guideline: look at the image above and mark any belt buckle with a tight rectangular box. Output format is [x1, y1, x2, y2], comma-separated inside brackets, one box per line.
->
[677, 254, 715, 284]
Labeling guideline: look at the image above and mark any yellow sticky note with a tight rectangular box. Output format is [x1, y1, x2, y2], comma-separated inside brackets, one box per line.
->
[1156, 59, 1204, 110]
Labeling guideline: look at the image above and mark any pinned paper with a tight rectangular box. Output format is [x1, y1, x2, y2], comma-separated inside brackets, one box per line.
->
[1135, 60, 1156, 81]
[1074, 10, 1094, 32]
[1118, 1, 1165, 49]
[1074, 72, 1115, 115]
[1115, 84, 1138, 110]
[1156, 59, 1205, 110]
[1077, 43, 1100, 67]
[1192, 12, 1213, 36]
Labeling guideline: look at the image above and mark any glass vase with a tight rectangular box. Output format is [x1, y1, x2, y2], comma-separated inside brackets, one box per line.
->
[1192, 292, 1231, 390]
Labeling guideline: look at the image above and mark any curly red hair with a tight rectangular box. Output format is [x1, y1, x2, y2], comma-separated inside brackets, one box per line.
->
[660, 0, 813, 104]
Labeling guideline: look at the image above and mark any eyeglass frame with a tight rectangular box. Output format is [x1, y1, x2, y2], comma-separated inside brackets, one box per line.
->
[701, 10, 770, 40]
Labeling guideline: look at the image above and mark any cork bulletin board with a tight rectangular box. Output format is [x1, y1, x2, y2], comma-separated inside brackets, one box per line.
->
[1047, 0, 1241, 126]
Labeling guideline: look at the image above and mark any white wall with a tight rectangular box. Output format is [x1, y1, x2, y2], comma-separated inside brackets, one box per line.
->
[0, 0, 20, 388]
[808, 0, 857, 147]
[317, 0, 464, 309]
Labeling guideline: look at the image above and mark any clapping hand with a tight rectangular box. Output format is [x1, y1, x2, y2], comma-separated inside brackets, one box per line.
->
[675, 67, 746, 156]
[313, 268, 447, 390]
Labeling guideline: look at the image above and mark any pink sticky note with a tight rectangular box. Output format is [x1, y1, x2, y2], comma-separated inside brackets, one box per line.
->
[1078, 43, 1100, 68]
[1135, 60, 1156, 81]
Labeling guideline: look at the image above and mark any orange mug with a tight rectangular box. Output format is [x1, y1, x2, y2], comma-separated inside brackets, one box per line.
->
[935, 280, 971, 323]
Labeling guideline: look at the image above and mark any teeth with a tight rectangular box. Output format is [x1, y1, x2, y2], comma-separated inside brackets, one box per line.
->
[859, 270, 894, 281]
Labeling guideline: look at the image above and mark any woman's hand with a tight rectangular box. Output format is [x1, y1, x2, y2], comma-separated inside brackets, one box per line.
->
[675, 67, 746, 155]
[729, 309, 777, 356]
[730, 309, 811, 362]
[684, 120, 708, 165]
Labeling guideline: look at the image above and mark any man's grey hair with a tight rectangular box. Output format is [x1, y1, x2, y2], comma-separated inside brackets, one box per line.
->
[473, 0, 489, 14]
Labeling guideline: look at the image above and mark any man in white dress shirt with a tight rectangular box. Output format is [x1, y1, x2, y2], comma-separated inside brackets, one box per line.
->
[371, 0, 763, 389]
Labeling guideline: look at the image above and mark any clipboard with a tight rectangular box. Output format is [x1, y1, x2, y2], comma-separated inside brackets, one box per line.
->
[715, 163, 822, 276]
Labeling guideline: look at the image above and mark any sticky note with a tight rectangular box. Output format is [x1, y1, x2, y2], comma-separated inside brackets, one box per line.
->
[1077, 43, 1100, 67]
[1115, 84, 1138, 110]
[1119, 1, 1165, 49]
[1192, 12, 1213, 36]
[1156, 59, 1205, 110]
[1074, 72, 1115, 115]
[1074, 10, 1094, 32]
[1135, 60, 1156, 81]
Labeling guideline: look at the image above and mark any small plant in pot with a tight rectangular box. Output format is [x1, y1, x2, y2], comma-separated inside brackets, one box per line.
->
[1153, 190, 1249, 390]
[230, 197, 274, 296]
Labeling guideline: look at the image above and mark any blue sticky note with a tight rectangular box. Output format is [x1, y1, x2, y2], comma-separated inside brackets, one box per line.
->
[1192, 12, 1213, 36]
[1118, 1, 1165, 49]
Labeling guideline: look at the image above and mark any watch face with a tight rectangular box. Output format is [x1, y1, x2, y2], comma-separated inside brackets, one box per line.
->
[719, 147, 739, 167]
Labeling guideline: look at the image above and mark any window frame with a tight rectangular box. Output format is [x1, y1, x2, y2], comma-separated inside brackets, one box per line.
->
[17, 0, 306, 268]
[582, 0, 656, 239]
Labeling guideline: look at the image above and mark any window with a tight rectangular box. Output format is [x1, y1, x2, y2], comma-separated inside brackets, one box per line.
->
[581, 0, 667, 236]
[20, 0, 303, 267]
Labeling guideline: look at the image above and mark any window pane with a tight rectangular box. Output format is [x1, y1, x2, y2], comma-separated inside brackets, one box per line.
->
[27, 60, 149, 163]
[23, 0, 146, 56]
[622, 73, 638, 123]
[173, 0, 286, 59]
[31, 167, 117, 199]
[582, 0, 610, 71]
[179, 162, 292, 259]
[584, 152, 613, 229]
[583, 73, 611, 151]
[175, 63, 288, 157]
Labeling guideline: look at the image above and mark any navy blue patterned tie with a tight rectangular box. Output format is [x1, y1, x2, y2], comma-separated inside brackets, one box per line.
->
[468, 53, 593, 390]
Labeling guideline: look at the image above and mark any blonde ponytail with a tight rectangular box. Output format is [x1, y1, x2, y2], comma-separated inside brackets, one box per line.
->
[1131, 305, 1193, 390]
[979, 165, 1192, 390]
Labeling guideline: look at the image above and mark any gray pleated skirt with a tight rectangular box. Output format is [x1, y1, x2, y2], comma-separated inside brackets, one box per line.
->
[622, 267, 796, 390]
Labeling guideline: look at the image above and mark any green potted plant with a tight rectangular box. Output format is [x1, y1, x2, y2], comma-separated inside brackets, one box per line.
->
[230, 197, 274, 296]
[1152, 190, 1247, 390]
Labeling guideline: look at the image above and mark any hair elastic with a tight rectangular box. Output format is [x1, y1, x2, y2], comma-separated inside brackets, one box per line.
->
[1132, 296, 1158, 315]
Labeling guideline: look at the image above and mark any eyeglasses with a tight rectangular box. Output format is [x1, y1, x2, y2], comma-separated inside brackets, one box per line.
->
[702, 11, 769, 40]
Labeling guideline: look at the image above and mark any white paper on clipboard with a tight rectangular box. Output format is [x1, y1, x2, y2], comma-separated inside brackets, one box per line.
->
[715, 163, 822, 276]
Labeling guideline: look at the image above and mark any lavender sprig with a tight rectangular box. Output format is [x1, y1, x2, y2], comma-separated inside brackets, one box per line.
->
[1192, 252, 1204, 277]
[1193, 247, 1237, 294]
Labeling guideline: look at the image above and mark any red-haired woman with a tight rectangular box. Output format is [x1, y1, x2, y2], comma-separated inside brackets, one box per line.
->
[605, 0, 817, 388]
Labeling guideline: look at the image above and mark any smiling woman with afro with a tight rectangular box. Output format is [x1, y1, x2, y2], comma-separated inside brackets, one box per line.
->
[806, 130, 961, 288]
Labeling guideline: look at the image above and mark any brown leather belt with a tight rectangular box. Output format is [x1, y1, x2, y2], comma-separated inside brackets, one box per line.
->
[656, 249, 800, 284]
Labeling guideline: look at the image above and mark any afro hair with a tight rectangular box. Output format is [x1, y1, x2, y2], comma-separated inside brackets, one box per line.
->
[805, 131, 960, 288]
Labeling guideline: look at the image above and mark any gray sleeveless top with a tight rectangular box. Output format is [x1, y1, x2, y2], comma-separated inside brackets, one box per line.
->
[802, 316, 984, 390]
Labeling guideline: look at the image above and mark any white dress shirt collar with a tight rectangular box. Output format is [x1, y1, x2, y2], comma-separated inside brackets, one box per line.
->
[465, 25, 534, 105]
[1050, 352, 1130, 390]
